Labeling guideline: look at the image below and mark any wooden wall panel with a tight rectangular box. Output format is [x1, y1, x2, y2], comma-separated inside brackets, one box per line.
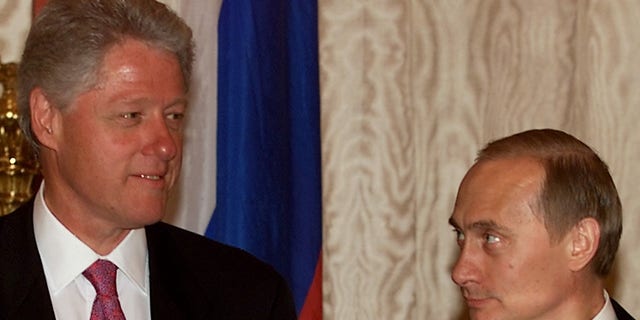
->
[321, 0, 640, 318]
[571, 1, 640, 308]
[411, 2, 481, 319]
[0, 0, 30, 63]
[320, 2, 417, 319]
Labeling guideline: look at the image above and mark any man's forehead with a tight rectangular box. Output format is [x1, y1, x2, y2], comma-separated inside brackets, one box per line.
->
[451, 157, 546, 228]
[451, 196, 543, 230]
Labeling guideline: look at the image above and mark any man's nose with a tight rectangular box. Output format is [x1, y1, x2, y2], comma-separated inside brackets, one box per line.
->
[451, 246, 479, 286]
[142, 117, 179, 161]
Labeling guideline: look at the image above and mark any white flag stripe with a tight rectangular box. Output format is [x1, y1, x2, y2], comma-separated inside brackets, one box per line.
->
[162, 0, 222, 235]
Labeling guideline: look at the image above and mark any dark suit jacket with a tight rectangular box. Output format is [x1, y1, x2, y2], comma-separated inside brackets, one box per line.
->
[613, 298, 636, 320]
[0, 200, 297, 320]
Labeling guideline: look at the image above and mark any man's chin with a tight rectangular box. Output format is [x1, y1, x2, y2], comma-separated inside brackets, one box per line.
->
[466, 297, 503, 320]
[125, 209, 166, 228]
[469, 308, 502, 320]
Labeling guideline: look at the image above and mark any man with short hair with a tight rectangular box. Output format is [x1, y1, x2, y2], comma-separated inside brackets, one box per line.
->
[449, 129, 634, 320]
[0, 0, 297, 319]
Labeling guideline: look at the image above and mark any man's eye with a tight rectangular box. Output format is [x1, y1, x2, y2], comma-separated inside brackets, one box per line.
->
[122, 112, 141, 119]
[166, 113, 184, 120]
[484, 233, 500, 244]
[453, 229, 465, 244]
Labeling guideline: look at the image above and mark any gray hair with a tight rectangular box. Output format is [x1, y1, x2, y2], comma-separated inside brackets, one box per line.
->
[17, 0, 194, 152]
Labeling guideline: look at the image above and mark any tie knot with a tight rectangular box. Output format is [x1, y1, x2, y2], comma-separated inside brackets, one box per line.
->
[83, 259, 119, 297]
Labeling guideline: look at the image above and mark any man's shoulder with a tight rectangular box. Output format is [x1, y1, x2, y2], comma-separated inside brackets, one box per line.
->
[145, 222, 283, 280]
[0, 200, 34, 219]
[612, 298, 636, 320]
[0, 200, 35, 238]
[145, 221, 260, 263]
[145, 222, 296, 319]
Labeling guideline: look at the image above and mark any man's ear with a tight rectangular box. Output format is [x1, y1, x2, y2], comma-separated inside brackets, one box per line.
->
[29, 87, 59, 150]
[567, 217, 600, 272]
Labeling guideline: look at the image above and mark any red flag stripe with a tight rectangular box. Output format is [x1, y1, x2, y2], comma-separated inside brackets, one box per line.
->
[299, 254, 322, 320]
[33, 0, 48, 18]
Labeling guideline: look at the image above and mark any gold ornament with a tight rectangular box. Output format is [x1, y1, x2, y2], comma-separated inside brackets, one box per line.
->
[0, 59, 39, 215]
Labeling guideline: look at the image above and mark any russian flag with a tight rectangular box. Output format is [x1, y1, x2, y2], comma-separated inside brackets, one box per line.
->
[203, 1, 322, 319]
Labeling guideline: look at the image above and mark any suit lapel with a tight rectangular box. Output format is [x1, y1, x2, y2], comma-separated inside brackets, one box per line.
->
[611, 298, 635, 320]
[146, 223, 210, 320]
[0, 201, 55, 320]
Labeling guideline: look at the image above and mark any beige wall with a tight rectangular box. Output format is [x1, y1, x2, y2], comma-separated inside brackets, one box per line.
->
[320, 0, 640, 318]
[0, 1, 30, 63]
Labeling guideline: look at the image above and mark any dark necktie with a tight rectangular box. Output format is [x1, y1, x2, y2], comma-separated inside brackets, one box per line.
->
[83, 259, 126, 320]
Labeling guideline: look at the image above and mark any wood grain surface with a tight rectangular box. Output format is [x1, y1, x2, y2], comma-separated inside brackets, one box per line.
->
[320, 0, 640, 318]
[0, 0, 30, 63]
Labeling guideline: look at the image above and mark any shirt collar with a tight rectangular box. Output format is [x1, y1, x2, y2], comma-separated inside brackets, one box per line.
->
[33, 182, 148, 295]
[593, 290, 618, 320]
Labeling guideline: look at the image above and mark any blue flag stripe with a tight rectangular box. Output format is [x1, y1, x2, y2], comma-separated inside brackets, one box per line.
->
[205, 0, 322, 314]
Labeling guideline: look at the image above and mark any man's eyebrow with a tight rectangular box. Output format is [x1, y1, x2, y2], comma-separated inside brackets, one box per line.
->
[166, 97, 189, 109]
[448, 217, 512, 234]
[112, 96, 189, 107]
[448, 217, 460, 229]
[470, 219, 502, 230]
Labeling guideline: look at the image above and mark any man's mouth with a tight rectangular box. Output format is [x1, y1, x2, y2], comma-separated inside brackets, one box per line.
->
[139, 174, 162, 180]
[462, 293, 496, 309]
[460, 287, 496, 308]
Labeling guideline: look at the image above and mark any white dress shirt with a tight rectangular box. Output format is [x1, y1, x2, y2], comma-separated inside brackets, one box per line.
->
[593, 290, 618, 320]
[33, 183, 151, 319]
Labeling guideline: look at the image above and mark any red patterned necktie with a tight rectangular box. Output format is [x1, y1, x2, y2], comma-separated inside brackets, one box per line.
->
[83, 259, 126, 320]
